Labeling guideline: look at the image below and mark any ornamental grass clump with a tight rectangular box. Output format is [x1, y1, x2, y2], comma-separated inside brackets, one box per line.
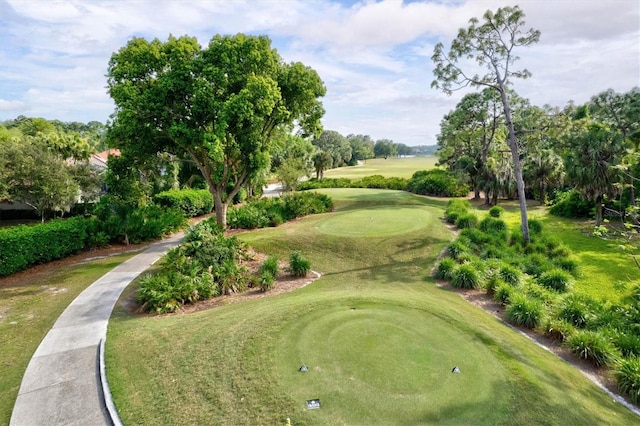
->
[541, 317, 575, 343]
[488, 205, 504, 218]
[258, 256, 279, 292]
[494, 281, 514, 305]
[433, 258, 456, 281]
[447, 240, 469, 260]
[451, 264, 481, 289]
[455, 213, 478, 229]
[565, 330, 619, 367]
[615, 357, 640, 405]
[558, 294, 597, 328]
[538, 268, 572, 292]
[288, 251, 311, 277]
[499, 263, 523, 286]
[505, 292, 544, 329]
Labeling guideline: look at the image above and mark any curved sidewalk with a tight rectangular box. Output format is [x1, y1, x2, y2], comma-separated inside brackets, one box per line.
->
[10, 233, 184, 426]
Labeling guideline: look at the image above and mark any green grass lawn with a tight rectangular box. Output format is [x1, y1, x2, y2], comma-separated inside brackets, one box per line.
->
[106, 189, 638, 425]
[324, 156, 438, 179]
[0, 251, 141, 425]
[468, 198, 639, 303]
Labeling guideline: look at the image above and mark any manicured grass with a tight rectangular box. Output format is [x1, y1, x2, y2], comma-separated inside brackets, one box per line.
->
[106, 189, 638, 425]
[469, 199, 639, 303]
[324, 156, 438, 179]
[0, 251, 141, 425]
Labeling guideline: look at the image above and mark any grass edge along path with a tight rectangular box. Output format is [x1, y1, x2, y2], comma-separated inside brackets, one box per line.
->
[0, 249, 143, 425]
[107, 189, 637, 425]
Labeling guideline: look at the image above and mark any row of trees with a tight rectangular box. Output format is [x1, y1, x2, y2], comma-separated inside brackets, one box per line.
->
[435, 87, 639, 226]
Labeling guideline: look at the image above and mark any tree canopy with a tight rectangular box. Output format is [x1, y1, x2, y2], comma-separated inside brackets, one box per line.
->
[106, 34, 326, 227]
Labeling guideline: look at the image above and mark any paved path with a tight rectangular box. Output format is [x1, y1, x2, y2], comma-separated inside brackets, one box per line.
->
[10, 233, 184, 426]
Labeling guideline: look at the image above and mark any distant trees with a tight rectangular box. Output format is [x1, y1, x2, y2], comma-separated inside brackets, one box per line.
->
[0, 117, 104, 221]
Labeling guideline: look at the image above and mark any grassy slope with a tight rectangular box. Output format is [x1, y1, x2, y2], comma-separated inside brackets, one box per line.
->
[323, 156, 438, 179]
[106, 189, 638, 425]
[0, 252, 140, 425]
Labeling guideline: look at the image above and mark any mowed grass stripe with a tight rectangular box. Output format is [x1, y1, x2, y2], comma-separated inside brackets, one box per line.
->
[106, 189, 639, 425]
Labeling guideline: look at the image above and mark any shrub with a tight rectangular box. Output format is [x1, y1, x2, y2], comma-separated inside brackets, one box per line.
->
[433, 258, 456, 281]
[259, 256, 280, 281]
[288, 251, 311, 277]
[258, 271, 276, 292]
[565, 330, 619, 367]
[494, 281, 514, 305]
[612, 332, 640, 358]
[615, 357, 640, 404]
[451, 264, 481, 289]
[488, 205, 504, 218]
[478, 216, 508, 235]
[538, 268, 572, 292]
[446, 240, 469, 260]
[455, 213, 478, 229]
[541, 318, 575, 343]
[528, 219, 543, 235]
[522, 253, 552, 277]
[549, 189, 594, 219]
[0, 216, 90, 276]
[407, 169, 469, 197]
[499, 263, 523, 286]
[553, 256, 581, 277]
[505, 293, 544, 329]
[558, 294, 597, 328]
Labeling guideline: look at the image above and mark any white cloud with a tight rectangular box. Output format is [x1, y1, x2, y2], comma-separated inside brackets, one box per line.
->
[1, 0, 638, 145]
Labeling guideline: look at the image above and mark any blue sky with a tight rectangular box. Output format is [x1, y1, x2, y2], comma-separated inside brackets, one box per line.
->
[0, 0, 638, 146]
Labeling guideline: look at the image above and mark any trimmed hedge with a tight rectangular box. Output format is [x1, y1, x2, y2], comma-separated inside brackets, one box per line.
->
[0, 217, 89, 276]
[153, 189, 214, 218]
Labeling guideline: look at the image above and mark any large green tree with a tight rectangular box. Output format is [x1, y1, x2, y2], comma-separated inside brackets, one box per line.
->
[432, 5, 540, 243]
[312, 130, 352, 167]
[106, 34, 325, 227]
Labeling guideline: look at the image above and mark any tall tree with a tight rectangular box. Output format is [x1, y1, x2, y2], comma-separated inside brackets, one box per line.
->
[346, 134, 375, 164]
[107, 34, 325, 227]
[432, 5, 541, 243]
[564, 122, 625, 225]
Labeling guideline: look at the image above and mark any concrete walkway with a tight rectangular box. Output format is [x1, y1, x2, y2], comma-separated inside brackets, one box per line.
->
[10, 233, 185, 426]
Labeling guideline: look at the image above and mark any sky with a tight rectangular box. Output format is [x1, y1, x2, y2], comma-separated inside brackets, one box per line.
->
[0, 0, 638, 146]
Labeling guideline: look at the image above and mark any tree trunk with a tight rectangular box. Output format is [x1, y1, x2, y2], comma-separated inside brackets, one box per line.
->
[539, 181, 547, 205]
[498, 87, 530, 244]
[212, 190, 228, 229]
[595, 195, 603, 226]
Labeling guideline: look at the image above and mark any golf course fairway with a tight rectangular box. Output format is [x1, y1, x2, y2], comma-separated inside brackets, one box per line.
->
[106, 189, 638, 425]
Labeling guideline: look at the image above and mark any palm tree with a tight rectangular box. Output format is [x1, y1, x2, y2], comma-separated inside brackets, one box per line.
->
[523, 149, 564, 205]
[564, 123, 624, 225]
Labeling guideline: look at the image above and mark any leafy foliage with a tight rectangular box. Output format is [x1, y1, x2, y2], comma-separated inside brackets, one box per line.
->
[537, 269, 573, 292]
[505, 293, 544, 329]
[452, 264, 481, 289]
[287, 251, 311, 277]
[615, 357, 640, 404]
[153, 189, 214, 217]
[565, 330, 619, 367]
[406, 169, 469, 197]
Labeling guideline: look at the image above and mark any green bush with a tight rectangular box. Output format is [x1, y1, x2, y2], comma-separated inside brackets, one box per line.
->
[615, 357, 640, 404]
[258, 271, 276, 292]
[549, 189, 594, 219]
[288, 251, 311, 277]
[538, 268, 572, 292]
[522, 253, 553, 277]
[446, 240, 469, 260]
[505, 293, 544, 329]
[612, 332, 640, 358]
[407, 169, 469, 197]
[451, 264, 481, 289]
[455, 213, 478, 229]
[433, 258, 456, 281]
[553, 256, 581, 277]
[259, 256, 280, 281]
[565, 330, 619, 367]
[541, 318, 575, 343]
[0, 216, 90, 276]
[558, 294, 598, 328]
[488, 206, 504, 218]
[528, 219, 544, 235]
[494, 281, 514, 305]
[153, 189, 213, 218]
[478, 216, 508, 234]
[499, 263, 523, 286]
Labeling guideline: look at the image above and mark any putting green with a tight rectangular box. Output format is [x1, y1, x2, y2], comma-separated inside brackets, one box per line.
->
[276, 301, 510, 424]
[314, 207, 435, 237]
